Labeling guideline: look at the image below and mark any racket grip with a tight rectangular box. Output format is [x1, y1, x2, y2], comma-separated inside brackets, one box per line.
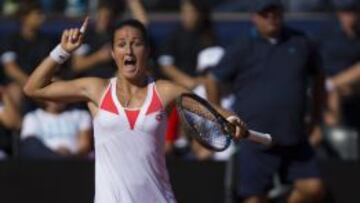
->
[248, 130, 272, 146]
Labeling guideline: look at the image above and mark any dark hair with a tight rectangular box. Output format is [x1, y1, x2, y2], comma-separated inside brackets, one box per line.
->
[17, 2, 42, 19]
[111, 19, 150, 48]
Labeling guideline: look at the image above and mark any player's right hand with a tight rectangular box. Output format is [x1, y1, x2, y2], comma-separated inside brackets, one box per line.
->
[61, 17, 89, 53]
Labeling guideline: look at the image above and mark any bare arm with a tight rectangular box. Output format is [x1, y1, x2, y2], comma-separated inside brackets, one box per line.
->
[127, 0, 149, 26]
[76, 129, 92, 156]
[205, 73, 221, 105]
[72, 44, 112, 73]
[3, 61, 28, 86]
[0, 88, 21, 129]
[330, 62, 360, 90]
[160, 65, 199, 89]
[24, 18, 105, 105]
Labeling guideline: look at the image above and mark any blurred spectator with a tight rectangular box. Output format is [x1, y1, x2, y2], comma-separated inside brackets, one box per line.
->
[19, 98, 92, 159]
[158, 0, 217, 90]
[1, 2, 51, 113]
[207, 0, 325, 202]
[317, 0, 360, 158]
[0, 86, 21, 159]
[124, 0, 163, 77]
[71, 1, 116, 79]
[158, 0, 219, 160]
[126, 0, 149, 26]
[318, 0, 360, 128]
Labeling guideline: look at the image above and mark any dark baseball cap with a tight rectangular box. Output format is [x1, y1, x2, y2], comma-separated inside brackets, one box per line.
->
[333, 0, 360, 11]
[250, 0, 284, 13]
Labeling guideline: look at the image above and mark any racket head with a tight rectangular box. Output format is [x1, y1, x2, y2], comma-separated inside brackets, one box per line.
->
[176, 93, 232, 152]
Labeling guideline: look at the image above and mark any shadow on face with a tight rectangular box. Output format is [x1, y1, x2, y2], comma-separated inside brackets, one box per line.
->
[337, 10, 359, 31]
[252, 7, 283, 38]
[22, 9, 45, 30]
[180, 0, 200, 31]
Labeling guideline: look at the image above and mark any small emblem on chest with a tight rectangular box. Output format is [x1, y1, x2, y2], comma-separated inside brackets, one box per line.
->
[155, 110, 166, 121]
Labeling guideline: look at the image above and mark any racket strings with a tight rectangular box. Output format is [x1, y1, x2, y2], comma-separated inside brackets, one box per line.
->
[179, 97, 231, 151]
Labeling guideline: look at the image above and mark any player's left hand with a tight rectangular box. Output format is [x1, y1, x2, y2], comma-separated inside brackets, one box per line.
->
[227, 115, 249, 140]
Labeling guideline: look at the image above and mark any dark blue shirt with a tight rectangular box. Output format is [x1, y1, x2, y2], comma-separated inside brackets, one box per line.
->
[2, 32, 51, 75]
[159, 25, 215, 77]
[211, 26, 321, 146]
[318, 23, 360, 76]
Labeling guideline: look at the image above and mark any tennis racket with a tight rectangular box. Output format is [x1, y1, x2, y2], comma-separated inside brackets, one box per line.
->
[176, 93, 272, 152]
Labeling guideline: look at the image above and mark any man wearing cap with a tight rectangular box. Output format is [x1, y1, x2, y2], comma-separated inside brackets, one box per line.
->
[207, 0, 325, 202]
[318, 0, 360, 134]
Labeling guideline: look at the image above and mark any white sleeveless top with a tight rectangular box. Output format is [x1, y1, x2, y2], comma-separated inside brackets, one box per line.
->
[93, 77, 176, 203]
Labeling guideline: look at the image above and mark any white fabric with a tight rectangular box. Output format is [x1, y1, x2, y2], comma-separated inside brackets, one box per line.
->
[192, 84, 207, 99]
[0, 150, 7, 160]
[49, 44, 71, 64]
[325, 78, 335, 92]
[213, 143, 236, 161]
[268, 37, 279, 45]
[158, 55, 174, 66]
[74, 43, 91, 56]
[93, 78, 176, 203]
[1, 51, 17, 64]
[197, 46, 225, 72]
[21, 109, 91, 153]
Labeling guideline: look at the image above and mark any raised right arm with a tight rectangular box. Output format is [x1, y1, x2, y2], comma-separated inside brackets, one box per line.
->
[24, 18, 106, 105]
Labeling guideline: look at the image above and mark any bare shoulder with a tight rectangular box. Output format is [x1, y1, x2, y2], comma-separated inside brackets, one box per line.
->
[155, 79, 189, 106]
[80, 77, 108, 89]
[75, 77, 109, 104]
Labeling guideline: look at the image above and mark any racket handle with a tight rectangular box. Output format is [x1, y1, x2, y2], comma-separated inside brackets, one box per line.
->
[248, 130, 272, 146]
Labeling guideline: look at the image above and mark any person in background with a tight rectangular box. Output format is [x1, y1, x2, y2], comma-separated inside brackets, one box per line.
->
[318, 0, 360, 133]
[71, 1, 116, 79]
[206, 0, 325, 202]
[20, 86, 92, 159]
[158, 0, 217, 90]
[1, 2, 50, 113]
[0, 86, 21, 159]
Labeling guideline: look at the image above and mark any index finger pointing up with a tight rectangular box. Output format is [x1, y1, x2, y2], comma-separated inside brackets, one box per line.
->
[80, 16, 89, 34]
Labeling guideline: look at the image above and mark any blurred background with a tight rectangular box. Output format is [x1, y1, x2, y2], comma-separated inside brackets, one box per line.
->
[0, 0, 359, 203]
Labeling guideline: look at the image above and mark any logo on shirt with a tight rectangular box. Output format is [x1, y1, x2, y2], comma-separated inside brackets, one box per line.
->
[155, 110, 166, 122]
[288, 47, 296, 54]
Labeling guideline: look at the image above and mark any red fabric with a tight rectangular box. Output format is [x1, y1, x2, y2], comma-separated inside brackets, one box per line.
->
[165, 107, 179, 142]
[125, 110, 140, 130]
[100, 85, 119, 115]
[146, 87, 163, 115]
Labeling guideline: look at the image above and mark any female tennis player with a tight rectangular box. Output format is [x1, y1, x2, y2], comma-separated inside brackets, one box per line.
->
[23, 18, 247, 203]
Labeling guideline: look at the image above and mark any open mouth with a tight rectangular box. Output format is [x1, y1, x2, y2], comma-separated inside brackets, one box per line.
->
[124, 58, 136, 66]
